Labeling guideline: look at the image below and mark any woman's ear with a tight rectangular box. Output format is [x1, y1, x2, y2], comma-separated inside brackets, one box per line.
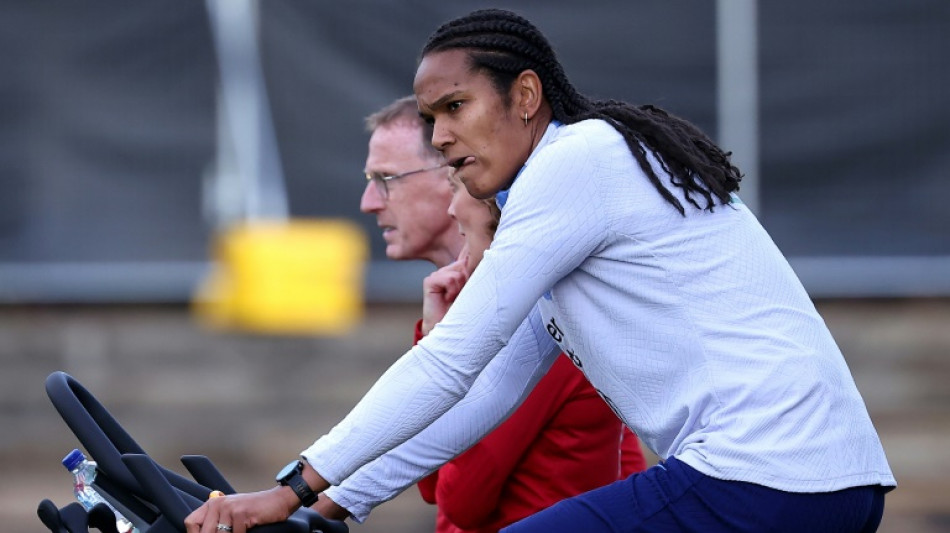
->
[516, 69, 543, 120]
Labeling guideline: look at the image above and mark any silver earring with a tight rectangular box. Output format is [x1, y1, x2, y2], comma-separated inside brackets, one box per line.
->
[524, 112, 529, 126]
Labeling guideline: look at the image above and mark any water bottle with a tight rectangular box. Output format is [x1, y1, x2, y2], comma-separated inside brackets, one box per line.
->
[62, 449, 138, 533]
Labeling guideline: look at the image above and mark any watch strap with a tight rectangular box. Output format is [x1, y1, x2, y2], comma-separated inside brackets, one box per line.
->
[278, 460, 318, 507]
[287, 472, 318, 507]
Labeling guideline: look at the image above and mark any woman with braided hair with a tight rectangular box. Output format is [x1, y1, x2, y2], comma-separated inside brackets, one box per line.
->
[187, 9, 894, 533]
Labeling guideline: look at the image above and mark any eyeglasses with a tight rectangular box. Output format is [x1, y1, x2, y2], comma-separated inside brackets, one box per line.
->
[364, 163, 449, 200]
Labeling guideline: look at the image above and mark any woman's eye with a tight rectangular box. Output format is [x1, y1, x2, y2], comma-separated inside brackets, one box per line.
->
[447, 101, 462, 112]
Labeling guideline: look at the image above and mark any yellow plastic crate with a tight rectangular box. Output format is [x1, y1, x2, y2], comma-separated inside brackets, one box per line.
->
[193, 218, 368, 335]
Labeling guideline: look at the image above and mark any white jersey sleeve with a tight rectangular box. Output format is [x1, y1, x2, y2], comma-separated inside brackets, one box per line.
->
[320, 309, 560, 522]
[301, 126, 599, 485]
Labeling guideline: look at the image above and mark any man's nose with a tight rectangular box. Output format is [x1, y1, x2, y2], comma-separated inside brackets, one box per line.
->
[360, 181, 384, 213]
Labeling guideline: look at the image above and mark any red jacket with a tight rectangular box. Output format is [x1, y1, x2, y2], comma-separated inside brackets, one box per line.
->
[413, 321, 646, 532]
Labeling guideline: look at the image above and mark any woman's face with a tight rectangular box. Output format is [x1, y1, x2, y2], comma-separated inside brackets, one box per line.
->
[447, 174, 496, 273]
[414, 49, 533, 200]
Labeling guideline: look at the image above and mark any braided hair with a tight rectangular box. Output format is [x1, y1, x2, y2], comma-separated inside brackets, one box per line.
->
[422, 9, 742, 214]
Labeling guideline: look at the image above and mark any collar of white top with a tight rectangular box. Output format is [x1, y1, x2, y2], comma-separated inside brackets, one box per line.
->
[495, 120, 563, 210]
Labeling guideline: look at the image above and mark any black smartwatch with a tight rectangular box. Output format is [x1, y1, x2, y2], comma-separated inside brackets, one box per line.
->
[275, 460, 318, 507]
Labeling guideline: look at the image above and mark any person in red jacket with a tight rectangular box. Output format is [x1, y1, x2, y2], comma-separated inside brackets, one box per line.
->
[413, 163, 647, 533]
[312, 95, 645, 532]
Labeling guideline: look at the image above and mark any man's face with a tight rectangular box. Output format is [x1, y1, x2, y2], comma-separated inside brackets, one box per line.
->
[360, 122, 458, 264]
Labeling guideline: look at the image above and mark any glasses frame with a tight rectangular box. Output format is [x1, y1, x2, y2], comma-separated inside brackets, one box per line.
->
[364, 163, 449, 200]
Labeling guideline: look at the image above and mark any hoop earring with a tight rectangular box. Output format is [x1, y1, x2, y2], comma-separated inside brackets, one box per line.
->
[523, 112, 529, 126]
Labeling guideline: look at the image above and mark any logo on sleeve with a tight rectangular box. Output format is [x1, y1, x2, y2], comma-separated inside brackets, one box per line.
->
[546, 317, 582, 368]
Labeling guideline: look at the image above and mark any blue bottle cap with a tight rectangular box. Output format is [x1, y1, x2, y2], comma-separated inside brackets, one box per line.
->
[62, 449, 86, 471]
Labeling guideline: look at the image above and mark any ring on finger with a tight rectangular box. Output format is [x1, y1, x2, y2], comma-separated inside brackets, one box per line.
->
[216, 524, 233, 532]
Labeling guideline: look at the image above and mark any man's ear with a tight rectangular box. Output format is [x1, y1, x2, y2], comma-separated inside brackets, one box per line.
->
[516, 69, 543, 120]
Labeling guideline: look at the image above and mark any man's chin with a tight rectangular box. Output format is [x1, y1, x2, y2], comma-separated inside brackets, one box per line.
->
[384, 245, 407, 261]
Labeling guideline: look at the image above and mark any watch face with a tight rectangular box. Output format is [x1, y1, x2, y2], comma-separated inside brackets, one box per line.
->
[276, 460, 301, 483]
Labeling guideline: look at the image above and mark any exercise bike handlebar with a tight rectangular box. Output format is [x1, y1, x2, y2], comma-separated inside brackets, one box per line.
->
[43, 371, 348, 533]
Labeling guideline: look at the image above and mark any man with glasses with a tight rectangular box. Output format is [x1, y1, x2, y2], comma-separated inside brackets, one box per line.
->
[359, 96, 463, 269]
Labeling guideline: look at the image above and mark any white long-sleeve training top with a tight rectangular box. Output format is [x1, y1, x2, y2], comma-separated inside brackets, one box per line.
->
[305, 119, 895, 517]
[322, 308, 560, 522]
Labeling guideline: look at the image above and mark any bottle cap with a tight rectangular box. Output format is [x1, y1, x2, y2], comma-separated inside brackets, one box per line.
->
[62, 449, 87, 471]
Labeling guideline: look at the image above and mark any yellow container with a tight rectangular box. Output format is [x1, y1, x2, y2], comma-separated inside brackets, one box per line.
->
[194, 218, 368, 335]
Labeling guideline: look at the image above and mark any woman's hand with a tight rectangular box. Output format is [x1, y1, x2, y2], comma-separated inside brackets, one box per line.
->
[184, 486, 298, 533]
[421, 245, 471, 336]
[185, 460, 330, 533]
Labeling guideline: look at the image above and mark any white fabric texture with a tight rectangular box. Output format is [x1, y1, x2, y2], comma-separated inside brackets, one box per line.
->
[321, 307, 559, 522]
[303, 119, 895, 513]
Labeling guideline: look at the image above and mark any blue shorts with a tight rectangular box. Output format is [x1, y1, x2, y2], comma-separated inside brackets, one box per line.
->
[501, 456, 887, 533]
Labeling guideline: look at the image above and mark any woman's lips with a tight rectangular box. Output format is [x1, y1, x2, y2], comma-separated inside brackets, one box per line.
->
[450, 156, 475, 170]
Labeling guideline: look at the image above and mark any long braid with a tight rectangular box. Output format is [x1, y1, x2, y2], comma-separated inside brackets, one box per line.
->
[422, 9, 742, 214]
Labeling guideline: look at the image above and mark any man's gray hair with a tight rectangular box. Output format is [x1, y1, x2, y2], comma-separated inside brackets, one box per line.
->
[365, 95, 440, 160]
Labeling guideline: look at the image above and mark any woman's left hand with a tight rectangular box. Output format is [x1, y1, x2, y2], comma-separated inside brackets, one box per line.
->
[184, 486, 298, 533]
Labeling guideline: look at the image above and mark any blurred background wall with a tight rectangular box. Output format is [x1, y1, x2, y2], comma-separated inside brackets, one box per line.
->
[1, 2, 949, 533]
[1, 0, 947, 303]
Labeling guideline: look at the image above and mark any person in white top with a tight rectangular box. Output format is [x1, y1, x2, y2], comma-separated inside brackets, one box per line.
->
[186, 8, 895, 533]
[316, 95, 643, 531]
